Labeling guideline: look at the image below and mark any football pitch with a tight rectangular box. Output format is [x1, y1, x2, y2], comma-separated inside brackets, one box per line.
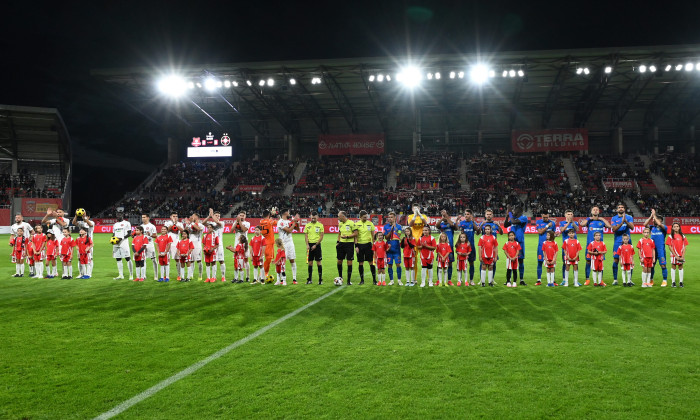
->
[1, 233, 699, 419]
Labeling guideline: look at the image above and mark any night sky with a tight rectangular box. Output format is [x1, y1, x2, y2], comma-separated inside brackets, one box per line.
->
[2, 1, 699, 211]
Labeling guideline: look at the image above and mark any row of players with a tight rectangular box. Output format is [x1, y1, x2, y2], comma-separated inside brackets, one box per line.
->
[8, 204, 691, 287]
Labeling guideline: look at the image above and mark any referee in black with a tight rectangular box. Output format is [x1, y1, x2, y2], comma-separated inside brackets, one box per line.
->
[336, 211, 358, 285]
[305, 212, 325, 284]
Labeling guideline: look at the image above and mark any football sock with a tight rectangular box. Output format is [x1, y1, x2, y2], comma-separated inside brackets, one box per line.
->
[662, 267, 668, 281]
[252, 267, 258, 281]
[337, 263, 343, 277]
[651, 266, 655, 280]
[36, 262, 43, 277]
[469, 263, 475, 281]
[117, 260, 124, 277]
[318, 266, 322, 281]
[370, 264, 376, 282]
[197, 261, 203, 278]
[679, 268, 684, 283]
[574, 269, 579, 283]
[127, 260, 134, 277]
[346, 266, 352, 282]
[488, 268, 494, 284]
[428, 268, 433, 284]
[585, 262, 591, 280]
[79, 264, 84, 277]
[220, 263, 226, 278]
[152, 259, 158, 279]
[20, 264, 25, 275]
[211, 263, 216, 279]
[421, 268, 427, 283]
[612, 261, 619, 280]
[564, 270, 569, 284]
[447, 265, 453, 280]
[291, 262, 297, 280]
[480, 269, 486, 285]
[233, 271, 238, 281]
[437, 268, 443, 284]
[15, 264, 19, 275]
[308, 265, 313, 280]
[492, 264, 497, 277]
[388, 266, 394, 280]
[396, 266, 402, 279]
[88, 259, 94, 276]
[281, 271, 286, 281]
[68, 265, 73, 277]
[671, 268, 676, 282]
[358, 265, 365, 280]
[562, 262, 566, 280]
[506, 269, 512, 282]
[537, 261, 543, 280]
[519, 261, 525, 279]
[165, 265, 170, 279]
[598, 271, 603, 283]
[206, 265, 211, 279]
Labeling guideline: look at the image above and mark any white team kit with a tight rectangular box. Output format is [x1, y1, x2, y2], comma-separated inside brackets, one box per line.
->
[277, 218, 296, 260]
[48, 217, 70, 242]
[163, 220, 184, 259]
[232, 219, 250, 256]
[185, 222, 205, 261]
[207, 220, 226, 261]
[11, 222, 33, 238]
[112, 220, 132, 258]
[141, 222, 157, 259]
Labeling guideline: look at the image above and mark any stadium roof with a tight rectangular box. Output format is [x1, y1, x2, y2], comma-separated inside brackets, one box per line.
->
[92, 44, 700, 147]
[0, 104, 72, 162]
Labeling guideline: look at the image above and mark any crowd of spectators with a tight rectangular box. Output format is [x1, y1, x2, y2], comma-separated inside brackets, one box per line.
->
[294, 156, 389, 194]
[144, 161, 229, 195]
[650, 153, 700, 191]
[635, 193, 700, 216]
[0, 171, 62, 199]
[574, 154, 653, 191]
[526, 188, 635, 217]
[467, 153, 569, 193]
[394, 152, 461, 190]
[224, 158, 296, 193]
[234, 193, 327, 218]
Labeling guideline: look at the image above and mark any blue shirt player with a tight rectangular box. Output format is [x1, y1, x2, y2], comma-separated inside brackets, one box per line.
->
[504, 206, 529, 285]
[580, 205, 612, 284]
[558, 210, 579, 280]
[438, 210, 457, 282]
[535, 210, 557, 285]
[382, 212, 403, 284]
[644, 209, 668, 286]
[478, 208, 504, 277]
[611, 203, 635, 283]
[458, 209, 477, 284]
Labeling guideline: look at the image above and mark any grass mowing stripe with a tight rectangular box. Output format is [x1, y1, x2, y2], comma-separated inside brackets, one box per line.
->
[93, 286, 344, 420]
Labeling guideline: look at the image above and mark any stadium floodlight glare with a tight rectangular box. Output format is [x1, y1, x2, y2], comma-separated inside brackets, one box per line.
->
[157, 75, 188, 97]
[518, 69, 525, 77]
[675, 64, 683, 71]
[469, 65, 490, 85]
[664, 64, 672, 72]
[502, 70, 508, 77]
[196, 82, 202, 88]
[311, 77, 322, 84]
[427, 72, 433, 80]
[449, 71, 456, 79]
[258, 80, 265, 87]
[686, 63, 694, 71]
[187, 81, 195, 89]
[397, 66, 422, 88]
[246, 80, 252, 86]
[232, 81, 239, 87]
[576, 68, 583, 75]
[649, 65, 657, 73]
[582, 68, 590, 75]
[267, 78, 274, 86]
[377, 74, 384, 82]
[605, 66, 613, 74]
[204, 77, 218, 92]
[224, 80, 231, 88]
[458, 71, 465, 79]
[488, 69, 496, 78]
[386, 75, 392, 81]
[639, 65, 647, 73]
[435, 72, 441, 79]
[368, 75, 375, 82]
[289, 78, 296, 85]
[696, 63, 700, 71]
[509, 69, 516, 77]
[215, 81, 223, 88]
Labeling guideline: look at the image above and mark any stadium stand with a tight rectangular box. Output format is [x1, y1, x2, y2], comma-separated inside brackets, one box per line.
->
[223, 158, 297, 193]
[651, 153, 700, 192]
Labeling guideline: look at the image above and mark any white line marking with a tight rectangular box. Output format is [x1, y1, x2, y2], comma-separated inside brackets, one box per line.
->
[94, 287, 343, 419]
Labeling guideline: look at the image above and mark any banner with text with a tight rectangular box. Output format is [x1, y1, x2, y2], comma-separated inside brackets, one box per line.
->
[318, 134, 385, 155]
[602, 179, 635, 189]
[512, 129, 588, 153]
[21, 198, 63, 217]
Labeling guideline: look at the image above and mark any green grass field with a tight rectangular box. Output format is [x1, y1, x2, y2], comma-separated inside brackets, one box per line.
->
[1, 233, 699, 419]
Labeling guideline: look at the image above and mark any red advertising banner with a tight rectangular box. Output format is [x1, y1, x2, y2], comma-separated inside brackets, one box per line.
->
[318, 134, 385, 156]
[237, 185, 265, 192]
[0, 209, 10, 226]
[512, 129, 588, 153]
[602, 179, 635, 189]
[20, 198, 63, 217]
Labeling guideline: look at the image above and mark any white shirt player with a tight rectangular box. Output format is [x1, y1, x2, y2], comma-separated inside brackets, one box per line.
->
[113, 220, 132, 248]
[141, 222, 157, 241]
[186, 222, 205, 244]
[76, 220, 95, 239]
[48, 217, 70, 241]
[163, 220, 184, 242]
[277, 219, 294, 244]
[231, 219, 250, 247]
[11, 222, 33, 238]
[206, 220, 226, 261]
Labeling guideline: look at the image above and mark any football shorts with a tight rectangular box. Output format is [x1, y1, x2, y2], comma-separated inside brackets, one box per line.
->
[113, 244, 130, 259]
[356, 243, 373, 263]
[336, 242, 354, 260]
[308, 243, 322, 262]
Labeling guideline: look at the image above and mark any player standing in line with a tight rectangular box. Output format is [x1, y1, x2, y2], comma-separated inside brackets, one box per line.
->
[9, 227, 28, 277]
[437, 210, 457, 285]
[131, 226, 149, 282]
[435, 232, 452, 286]
[226, 236, 248, 283]
[202, 226, 220, 283]
[355, 210, 377, 285]
[458, 209, 478, 285]
[478, 209, 503, 278]
[11, 213, 34, 276]
[42, 208, 69, 268]
[163, 213, 185, 280]
[535, 211, 557, 286]
[156, 226, 173, 282]
[455, 232, 472, 286]
[202, 209, 226, 282]
[478, 225, 498, 287]
[617, 234, 635, 287]
[304, 212, 324, 285]
[31, 225, 47, 279]
[504, 206, 528, 285]
[382, 212, 403, 285]
[76, 228, 93, 280]
[274, 238, 287, 285]
[666, 222, 688, 288]
[175, 230, 195, 282]
[231, 211, 251, 282]
[249, 226, 265, 284]
[637, 227, 656, 288]
[336, 211, 358, 285]
[502, 231, 521, 288]
[59, 227, 75, 279]
[259, 210, 277, 278]
[541, 231, 559, 287]
[74, 211, 95, 278]
[644, 209, 668, 287]
[45, 232, 58, 278]
[408, 205, 429, 281]
[185, 213, 205, 281]
[586, 231, 607, 287]
[419, 226, 437, 287]
[401, 227, 417, 286]
[611, 203, 635, 284]
[372, 231, 390, 286]
[562, 229, 583, 287]
[558, 210, 579, 282]
[112, 211, 133, 280]
[580, 206, 612, 285]
[140, 214, 158, 281]
[277, 209, 300, 284]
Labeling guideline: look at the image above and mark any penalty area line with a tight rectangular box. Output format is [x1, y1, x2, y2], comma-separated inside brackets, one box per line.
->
[94, 286, 344, 420]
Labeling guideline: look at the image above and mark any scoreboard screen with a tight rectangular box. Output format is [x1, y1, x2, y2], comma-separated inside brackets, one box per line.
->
[187, 132, 232, 158]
